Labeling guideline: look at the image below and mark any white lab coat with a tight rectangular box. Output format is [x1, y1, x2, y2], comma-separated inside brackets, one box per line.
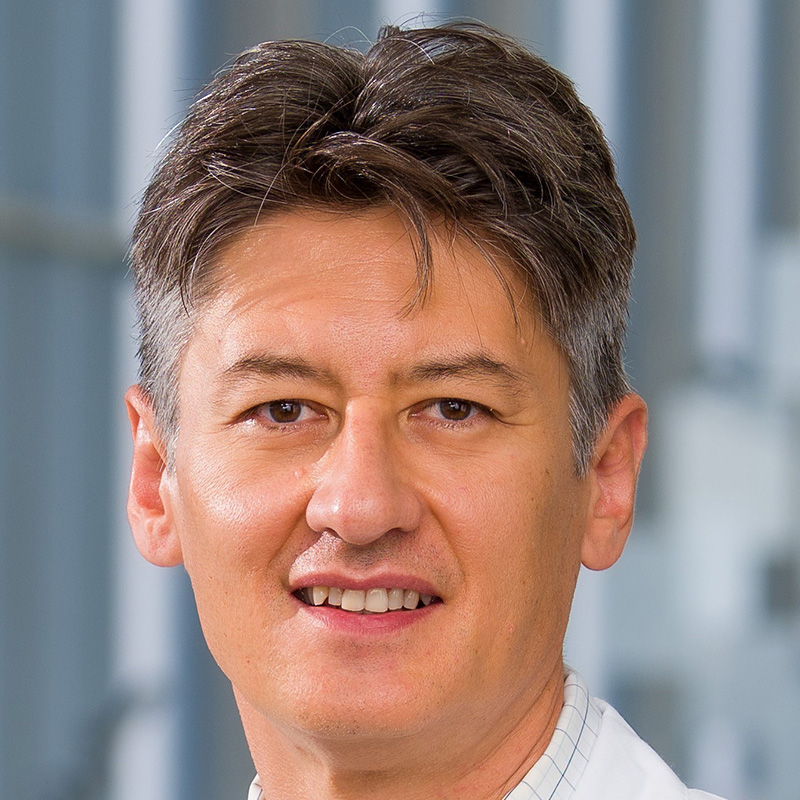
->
[573, 699, 727, 800]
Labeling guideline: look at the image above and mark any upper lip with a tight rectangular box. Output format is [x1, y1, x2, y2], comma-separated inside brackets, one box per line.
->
[289, 571, 441, 598]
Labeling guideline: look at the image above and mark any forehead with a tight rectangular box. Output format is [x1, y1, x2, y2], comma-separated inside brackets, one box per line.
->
[183, 207, 562, 389]
[205, 207, 532, 322]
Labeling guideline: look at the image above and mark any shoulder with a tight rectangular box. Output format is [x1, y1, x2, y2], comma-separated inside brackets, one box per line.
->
[573, 699, 729, 800]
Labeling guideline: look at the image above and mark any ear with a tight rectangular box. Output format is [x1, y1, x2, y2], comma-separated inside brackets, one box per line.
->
[125, 385, 183, 567]
[581, 393, 648, 571]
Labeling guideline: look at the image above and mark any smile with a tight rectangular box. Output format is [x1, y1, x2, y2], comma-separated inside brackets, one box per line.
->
[295, 586, 440, 613]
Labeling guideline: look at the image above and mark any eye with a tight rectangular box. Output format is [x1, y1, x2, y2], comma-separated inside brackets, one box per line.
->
[266, 400, 304, 423]
[412, 398, 491, 427]
[251, 400, 322, 426]
[435, 399, 477, 421]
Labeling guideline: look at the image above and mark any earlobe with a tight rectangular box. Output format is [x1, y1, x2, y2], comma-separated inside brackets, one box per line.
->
[125, 385, 184, 567]
[581, 393, 648, 571]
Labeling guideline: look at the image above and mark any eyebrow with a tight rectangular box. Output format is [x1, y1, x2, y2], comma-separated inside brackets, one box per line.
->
[403, 353, 528, 391]
[218, 350, 529, 394]
[220, 354, 337, 387]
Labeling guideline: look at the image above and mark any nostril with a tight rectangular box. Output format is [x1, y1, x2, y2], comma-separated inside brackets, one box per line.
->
[304, 436, 423, 543]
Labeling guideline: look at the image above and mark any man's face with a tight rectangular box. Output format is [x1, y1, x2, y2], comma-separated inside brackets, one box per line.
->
[154, 208, 592, 751]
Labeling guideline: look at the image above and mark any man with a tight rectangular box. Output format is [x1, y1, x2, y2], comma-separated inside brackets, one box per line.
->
[124, 22, 724, 800]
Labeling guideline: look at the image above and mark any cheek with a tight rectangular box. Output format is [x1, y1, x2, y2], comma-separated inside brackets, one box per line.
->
[173, 445, 312, 586]
[169, 449, 315, 678]
[434, 454, 575, 559]
[443, 454, 585, 620]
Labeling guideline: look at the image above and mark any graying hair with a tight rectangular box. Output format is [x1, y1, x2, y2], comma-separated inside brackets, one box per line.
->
[131, 22, 636, 473]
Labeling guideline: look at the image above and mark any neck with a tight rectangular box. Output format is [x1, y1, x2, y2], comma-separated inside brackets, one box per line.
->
[239, 660, 566, 800]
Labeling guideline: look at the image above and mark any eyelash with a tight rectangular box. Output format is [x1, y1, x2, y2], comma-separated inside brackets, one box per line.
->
[244, 398, 494, 431]
[247, 400, 325, 430]
[412, 398, 494, 428]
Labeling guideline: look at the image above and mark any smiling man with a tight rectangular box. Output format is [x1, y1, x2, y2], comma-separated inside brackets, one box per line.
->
[125, 22, 724, 800]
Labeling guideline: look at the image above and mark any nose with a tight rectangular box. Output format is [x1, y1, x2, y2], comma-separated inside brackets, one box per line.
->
[305, 407, 423, 545]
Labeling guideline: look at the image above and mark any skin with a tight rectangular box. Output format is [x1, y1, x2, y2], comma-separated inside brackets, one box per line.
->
[126, 208, 647, 800]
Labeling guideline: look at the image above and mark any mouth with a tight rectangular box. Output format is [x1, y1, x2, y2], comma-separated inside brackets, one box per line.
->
[294, 586, 441, 614]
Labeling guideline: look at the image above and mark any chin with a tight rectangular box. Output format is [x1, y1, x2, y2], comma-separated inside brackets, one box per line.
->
[243, 670, 439, 744]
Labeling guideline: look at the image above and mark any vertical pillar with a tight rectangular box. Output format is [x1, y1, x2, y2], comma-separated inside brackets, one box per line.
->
[696, 0, 760, 372]
[110, 1, 188, 798]
[376, 0, 446, 26]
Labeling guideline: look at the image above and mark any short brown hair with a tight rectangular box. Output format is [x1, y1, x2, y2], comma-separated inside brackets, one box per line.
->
[131, 21, 636, 473]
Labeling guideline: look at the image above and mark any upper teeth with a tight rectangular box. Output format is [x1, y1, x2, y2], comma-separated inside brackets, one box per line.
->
[302, 586, 434, 613]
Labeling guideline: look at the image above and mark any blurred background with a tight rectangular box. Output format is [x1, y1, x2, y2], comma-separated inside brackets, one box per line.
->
[1, 0, 799, 798]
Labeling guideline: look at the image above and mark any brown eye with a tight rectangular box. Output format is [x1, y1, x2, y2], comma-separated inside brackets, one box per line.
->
[437, 399, 473, 421]
[266, 400, 303, 423]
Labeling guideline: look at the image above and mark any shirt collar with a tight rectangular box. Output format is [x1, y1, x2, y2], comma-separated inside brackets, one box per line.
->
[247, 774, 263, 800]
[247, 669, 600, 800]
[502, 669, 601, 800]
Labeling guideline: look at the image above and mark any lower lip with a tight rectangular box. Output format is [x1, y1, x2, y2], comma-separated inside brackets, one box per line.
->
[292, 595, 439, 635]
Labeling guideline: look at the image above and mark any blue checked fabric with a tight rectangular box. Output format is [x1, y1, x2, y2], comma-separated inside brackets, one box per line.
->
[502, 670, 600, 800]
